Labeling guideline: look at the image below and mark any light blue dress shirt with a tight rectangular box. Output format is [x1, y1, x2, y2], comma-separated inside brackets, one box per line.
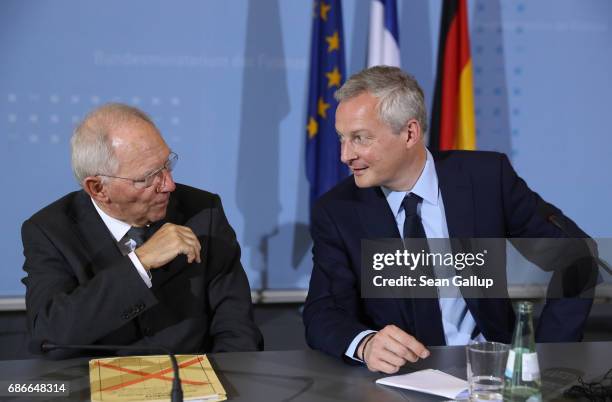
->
[346, 149, 479, 361]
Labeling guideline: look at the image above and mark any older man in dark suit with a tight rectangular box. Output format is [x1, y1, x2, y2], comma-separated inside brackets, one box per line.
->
[22, 103, 262, 357]
[303, 66, 594, 374]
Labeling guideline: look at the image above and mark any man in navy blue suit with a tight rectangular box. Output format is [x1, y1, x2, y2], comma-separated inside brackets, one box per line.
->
[303, 66, 594, 374]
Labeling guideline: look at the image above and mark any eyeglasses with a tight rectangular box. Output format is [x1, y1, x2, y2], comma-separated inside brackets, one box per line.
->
[98, 152, 178, 189]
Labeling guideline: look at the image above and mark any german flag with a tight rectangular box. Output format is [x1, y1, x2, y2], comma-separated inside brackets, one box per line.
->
[429, 0, 476, 151]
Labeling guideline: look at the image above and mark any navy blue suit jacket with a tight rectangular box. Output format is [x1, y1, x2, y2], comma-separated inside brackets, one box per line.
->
[303, 151, 593, 359]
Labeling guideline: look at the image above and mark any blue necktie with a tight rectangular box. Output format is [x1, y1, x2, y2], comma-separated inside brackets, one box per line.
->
[402, 194, 446, 346]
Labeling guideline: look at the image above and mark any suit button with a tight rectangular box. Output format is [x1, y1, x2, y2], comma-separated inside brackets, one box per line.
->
[121, 313, 129, 320]
[144, 327, 152, 336]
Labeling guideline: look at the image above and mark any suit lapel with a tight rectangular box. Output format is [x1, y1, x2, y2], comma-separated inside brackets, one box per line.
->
[70, 191, 126, 276]
[434, 153, 475, 238]
[150, 193, 188, 289]
[69, 190, 189, 288]
[161, 192, 183, 229]
[433, 153, 487, 324]
[356, 186, 401, 239]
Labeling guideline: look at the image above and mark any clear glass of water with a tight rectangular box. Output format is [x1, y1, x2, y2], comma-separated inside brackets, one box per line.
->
[466, 341, 509, 402]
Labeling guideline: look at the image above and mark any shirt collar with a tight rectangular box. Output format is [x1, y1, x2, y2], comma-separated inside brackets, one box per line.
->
[382, 148, 440, 217]
[91, 198, 131, 242]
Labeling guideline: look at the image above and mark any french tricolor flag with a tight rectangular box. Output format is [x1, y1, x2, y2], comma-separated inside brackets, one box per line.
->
[367, 0, 400, 67]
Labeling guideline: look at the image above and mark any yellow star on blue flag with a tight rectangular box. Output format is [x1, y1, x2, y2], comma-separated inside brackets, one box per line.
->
[306, 0, 348, 206]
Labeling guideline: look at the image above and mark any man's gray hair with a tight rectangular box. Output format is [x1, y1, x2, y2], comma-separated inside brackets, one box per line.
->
[70, 103, 156, 184]
[334, 66, 428, 134]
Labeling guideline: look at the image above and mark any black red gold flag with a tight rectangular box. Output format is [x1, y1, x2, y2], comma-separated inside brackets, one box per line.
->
[430, 0, 476, 150]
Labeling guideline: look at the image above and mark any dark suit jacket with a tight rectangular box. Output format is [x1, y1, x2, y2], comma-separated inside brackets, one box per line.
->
[303, 151, 593, 359]
[22, 183, 263, 357]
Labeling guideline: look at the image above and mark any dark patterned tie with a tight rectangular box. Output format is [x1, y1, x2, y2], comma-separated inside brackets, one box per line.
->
[118, 226, 148, 256]
[402, 193, 446, 346]
[127, 226, 147, 247]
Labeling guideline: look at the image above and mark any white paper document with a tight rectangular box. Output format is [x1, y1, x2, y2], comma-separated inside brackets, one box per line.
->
[376, 368, 468, 399]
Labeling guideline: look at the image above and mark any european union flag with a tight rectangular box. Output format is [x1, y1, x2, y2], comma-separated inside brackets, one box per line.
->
[306, 0, 349, 207]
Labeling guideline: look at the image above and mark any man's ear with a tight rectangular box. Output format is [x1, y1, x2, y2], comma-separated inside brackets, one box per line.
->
[82, 176, 110, 203]
[401, 119, 422, 148]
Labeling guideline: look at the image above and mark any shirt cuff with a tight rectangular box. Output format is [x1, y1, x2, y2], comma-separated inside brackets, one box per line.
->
[345, 330, 377, 362]
[128, 251, 152, 288]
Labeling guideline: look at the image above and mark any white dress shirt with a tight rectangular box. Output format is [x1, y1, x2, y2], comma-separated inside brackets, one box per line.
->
[91, 199, 153, 288]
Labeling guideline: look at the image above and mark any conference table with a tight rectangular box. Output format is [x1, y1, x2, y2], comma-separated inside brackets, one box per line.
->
[0, 342, 610, 401]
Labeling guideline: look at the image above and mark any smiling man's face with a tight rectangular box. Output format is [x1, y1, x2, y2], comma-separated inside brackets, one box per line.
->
[336, 91, 414, 190]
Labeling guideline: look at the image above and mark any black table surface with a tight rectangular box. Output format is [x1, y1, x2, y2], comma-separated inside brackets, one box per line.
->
[0, 342, 610, 401]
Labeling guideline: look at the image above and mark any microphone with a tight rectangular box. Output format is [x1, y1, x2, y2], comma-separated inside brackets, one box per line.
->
[544, 209, 612, 276]
[29, 340, 183, 402]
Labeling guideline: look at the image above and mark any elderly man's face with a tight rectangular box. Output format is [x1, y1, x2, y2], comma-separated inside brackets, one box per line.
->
[335, 91, 413, 190]
[103, 118, 176, 227]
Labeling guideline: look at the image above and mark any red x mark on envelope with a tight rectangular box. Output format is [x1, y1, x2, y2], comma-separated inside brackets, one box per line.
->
[98, 356, 210, 392]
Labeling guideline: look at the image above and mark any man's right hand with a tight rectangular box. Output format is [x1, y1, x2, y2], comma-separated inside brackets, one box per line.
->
[135, 223, 202, 270]
[358, 325, 430, 374]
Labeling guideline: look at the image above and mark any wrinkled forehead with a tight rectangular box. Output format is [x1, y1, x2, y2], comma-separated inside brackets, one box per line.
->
[110, 119, 169, 170]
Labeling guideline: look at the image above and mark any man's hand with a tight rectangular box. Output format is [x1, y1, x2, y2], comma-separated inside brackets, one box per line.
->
[358, 325, 430, 374]
[135, 223, 201, 270]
